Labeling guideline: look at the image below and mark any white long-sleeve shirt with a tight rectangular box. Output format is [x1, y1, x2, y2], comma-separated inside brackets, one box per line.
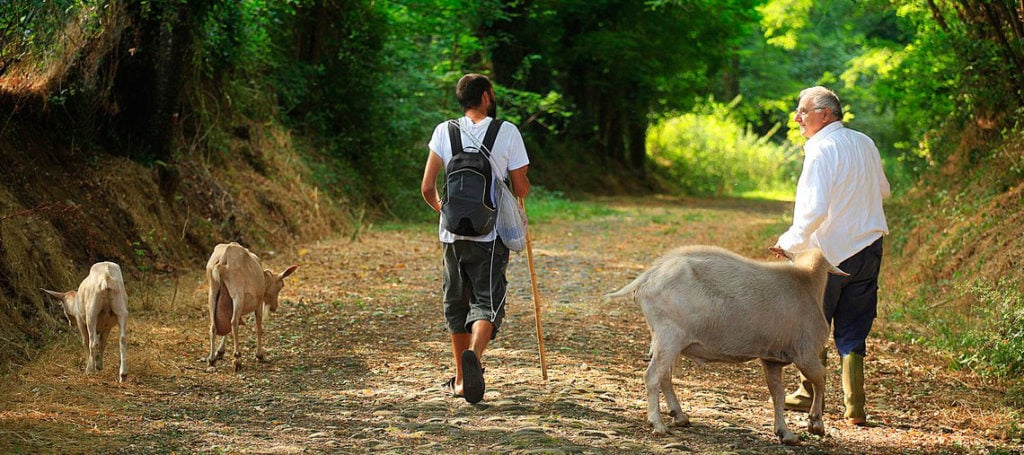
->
[776, 121, 890, 266]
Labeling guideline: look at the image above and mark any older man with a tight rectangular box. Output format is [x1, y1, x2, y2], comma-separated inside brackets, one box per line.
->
[771, 86, 890, 426]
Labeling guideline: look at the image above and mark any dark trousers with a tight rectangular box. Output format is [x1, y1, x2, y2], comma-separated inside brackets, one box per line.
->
[823, 237, 884, 357]
[442, 240, 509, 337]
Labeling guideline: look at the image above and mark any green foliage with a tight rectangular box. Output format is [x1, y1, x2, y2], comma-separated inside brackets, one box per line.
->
[548, 0, 763, 167]
[190, 0, 782, 216]
[893, 278, 1024, 379]
[740, 0, 922, 188]
[374, 0, 483, 218]
[647, 98, 799, 197]
[196, 0, 273, 78]
[951, 280, 1024, 378]
[190, 0, 400, 213]
[0, 0, 83, 76]
[758, 0, 812, 50]
[871, 2, 961, 167]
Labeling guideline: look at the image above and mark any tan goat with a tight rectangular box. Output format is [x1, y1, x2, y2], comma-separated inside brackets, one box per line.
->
[42, 261, 129, 383]
[606, 245, 846, 445]
[206, 242, 297, 371]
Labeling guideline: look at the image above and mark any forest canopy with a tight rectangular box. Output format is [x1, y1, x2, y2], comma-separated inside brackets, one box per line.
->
[2, 0, 1021, 202]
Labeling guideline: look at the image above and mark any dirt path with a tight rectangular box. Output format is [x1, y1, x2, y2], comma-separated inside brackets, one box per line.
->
[1, 197, 1020, 454]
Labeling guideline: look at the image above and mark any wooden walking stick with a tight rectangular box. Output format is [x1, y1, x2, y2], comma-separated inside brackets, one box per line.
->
[519, 197, 548, 381]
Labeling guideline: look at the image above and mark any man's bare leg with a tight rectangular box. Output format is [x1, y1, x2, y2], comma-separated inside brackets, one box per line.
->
[450, 333, 471, 395]
[468, 319, 494, 357]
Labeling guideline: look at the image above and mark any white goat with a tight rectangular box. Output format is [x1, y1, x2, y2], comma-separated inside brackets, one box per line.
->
[206, 242, 297, 371]
[606, 245, 846, 445]
[42, 261, 129, 383]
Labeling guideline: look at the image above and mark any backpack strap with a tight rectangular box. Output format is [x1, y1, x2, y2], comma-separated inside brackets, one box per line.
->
[447, 120, 464, 156]
[448, 118, 504, 157]
[481, 119, 504, 157]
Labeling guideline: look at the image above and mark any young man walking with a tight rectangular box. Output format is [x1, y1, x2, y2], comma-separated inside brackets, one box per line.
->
[420, 73, 530, 404]
[771, 86, 890, 425]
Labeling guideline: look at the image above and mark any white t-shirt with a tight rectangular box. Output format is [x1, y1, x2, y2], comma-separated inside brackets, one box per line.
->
[428, 116, 530, 243]
[776, 121, 890, 265]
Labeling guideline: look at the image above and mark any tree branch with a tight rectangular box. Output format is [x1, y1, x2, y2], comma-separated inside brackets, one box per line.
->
[926, 0, 951, 32]
[980, 1, 1024, 78]
[992, 0, 1024, 41]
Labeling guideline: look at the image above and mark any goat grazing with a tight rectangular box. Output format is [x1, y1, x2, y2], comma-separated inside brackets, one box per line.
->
[206, 242, 297, 371]
[606, 245, 846, 445]
[42, 261, 129, 383]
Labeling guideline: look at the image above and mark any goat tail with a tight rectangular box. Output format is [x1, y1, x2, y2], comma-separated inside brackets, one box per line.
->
[603, 269, 653, 303]
[211, 266, 233, 336]
[96, 271, 114, 292]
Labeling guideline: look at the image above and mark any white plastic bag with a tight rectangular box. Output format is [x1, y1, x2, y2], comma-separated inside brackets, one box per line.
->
[446, 119, 528, 251]
[495, 181, 528, 252]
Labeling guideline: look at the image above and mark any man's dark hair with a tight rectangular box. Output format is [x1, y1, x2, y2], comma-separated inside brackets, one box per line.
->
[456, 74, 492, 111]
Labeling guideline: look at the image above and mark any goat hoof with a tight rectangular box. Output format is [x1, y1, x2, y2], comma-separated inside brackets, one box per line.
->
[233, 359, 242, 372]
[651, 424, 669, 436]
[777, 430, 799, 446]
[669, 410, 691, 427]
[119, 373, 127, 383]
[808, 420, 825, 436]
[256, 353, 267, 363]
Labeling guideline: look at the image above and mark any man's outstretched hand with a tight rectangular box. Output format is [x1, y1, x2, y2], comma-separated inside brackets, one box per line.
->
[768, 246, 789, 259]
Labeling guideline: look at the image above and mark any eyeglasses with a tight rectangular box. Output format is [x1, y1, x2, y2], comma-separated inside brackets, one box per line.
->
[793, 107, 824, 117]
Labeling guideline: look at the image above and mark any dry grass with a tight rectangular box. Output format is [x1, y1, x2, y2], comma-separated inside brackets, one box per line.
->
[0, 111, 346, 382]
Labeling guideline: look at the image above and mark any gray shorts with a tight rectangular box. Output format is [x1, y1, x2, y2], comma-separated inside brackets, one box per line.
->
[442, 240, 509, 338]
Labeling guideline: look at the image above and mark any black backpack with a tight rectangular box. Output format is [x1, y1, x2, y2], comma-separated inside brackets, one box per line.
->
[441, 119, 504, 236]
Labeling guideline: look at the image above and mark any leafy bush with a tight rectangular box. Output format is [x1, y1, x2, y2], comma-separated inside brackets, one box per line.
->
[647, 98, 800, 198]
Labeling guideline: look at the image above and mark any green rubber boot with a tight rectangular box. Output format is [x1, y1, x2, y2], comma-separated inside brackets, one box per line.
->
[842, 353, 867, 425]
[783, 376, 814, 411]
[784, 349, 828, 412]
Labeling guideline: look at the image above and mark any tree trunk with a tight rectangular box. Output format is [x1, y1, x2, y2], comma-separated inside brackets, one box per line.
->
[296, 0, 327, 64]
[112, 2, 201, 163]
[722, 51, 740, 102]
[626, 114, 648, 177]
[599, 97, 624, 165]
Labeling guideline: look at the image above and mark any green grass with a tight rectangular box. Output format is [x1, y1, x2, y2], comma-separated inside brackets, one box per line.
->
[521, 186, 619, 223]
[737, 188, 795, 201]
[378, 186, 618, 232]
[951, 279, 1024, 378]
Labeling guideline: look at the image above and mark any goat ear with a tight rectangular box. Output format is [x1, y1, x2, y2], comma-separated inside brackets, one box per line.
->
[279, 265, 298, 280]
[828, 264, 850, 276]
[40, 288, 67, 301]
